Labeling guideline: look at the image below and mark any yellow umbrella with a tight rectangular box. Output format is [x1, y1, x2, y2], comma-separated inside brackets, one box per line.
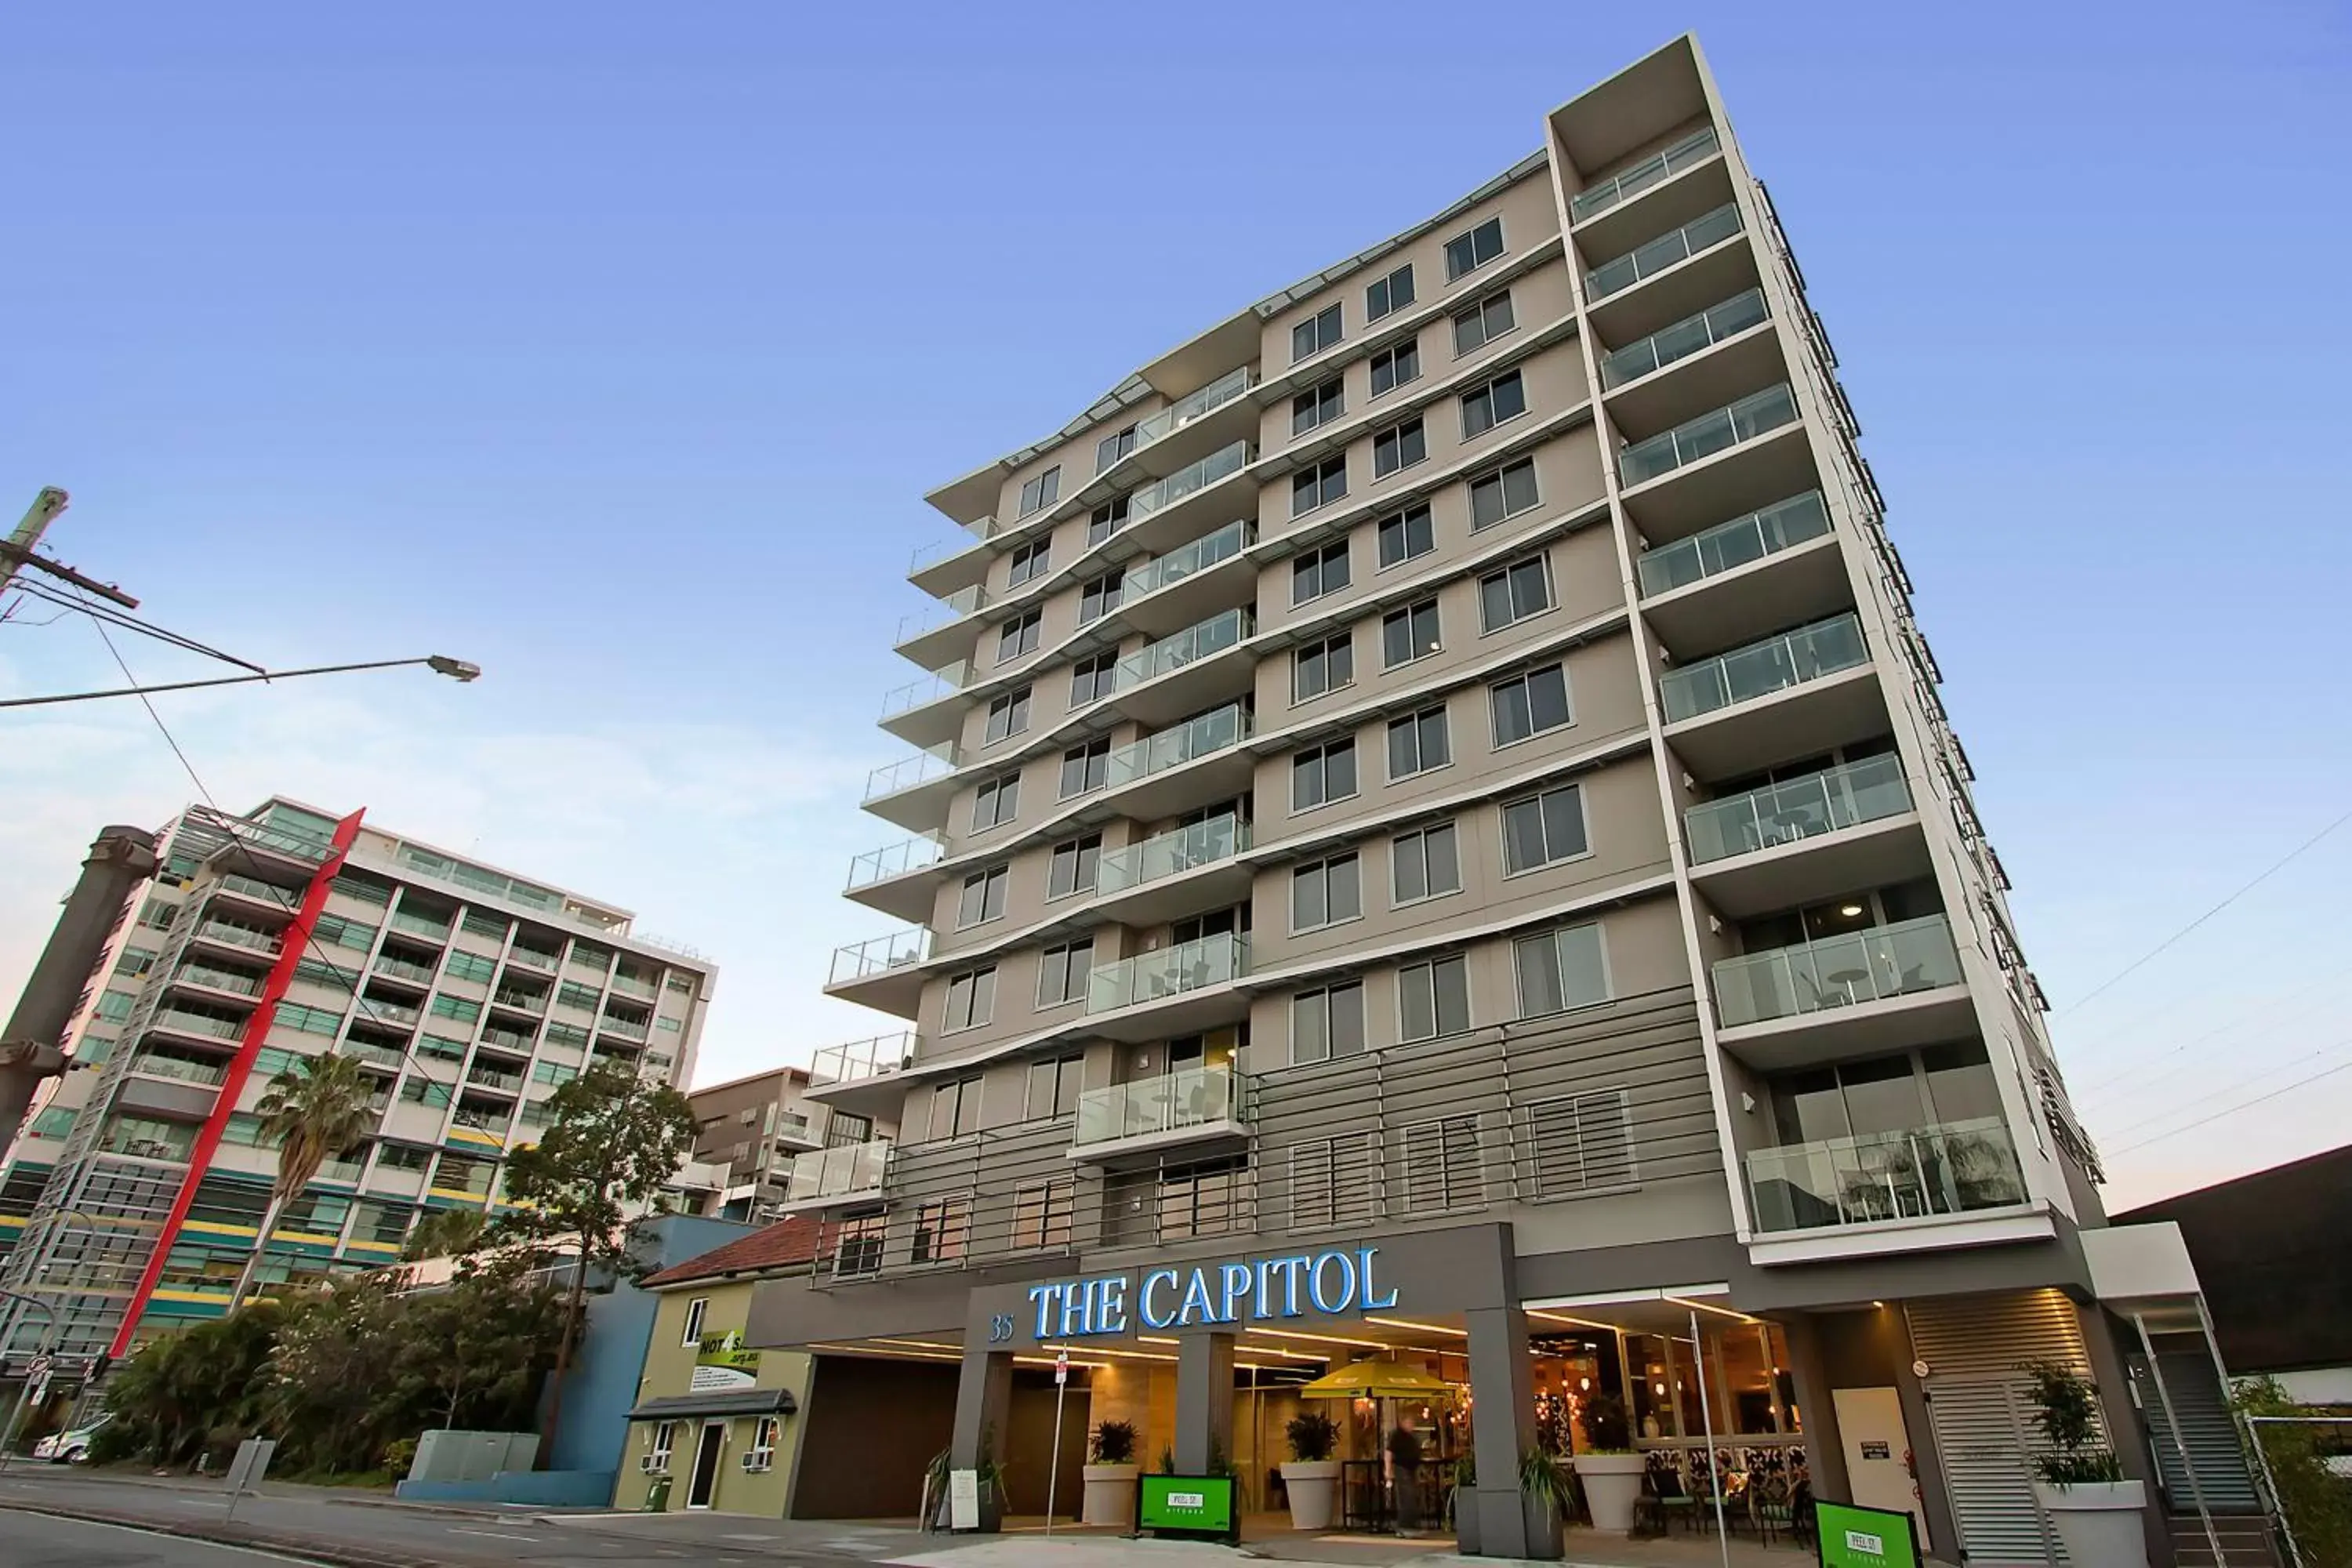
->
[1294, 1356, 1461, 1401]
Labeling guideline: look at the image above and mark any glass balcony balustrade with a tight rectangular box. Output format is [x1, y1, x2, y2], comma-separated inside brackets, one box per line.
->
[1600, 289, 1769, 389]
[1684, 753, 1911, 865]
[129, 1054, 227, 1087]
[1586, 201, 1744, 300]
[1570, 126, 1722, 220]
[895, 585, 991, 648]
[1657, 613, 1867, 723]
[1087, 933, 1249, 1014]
[880, 662, 974, 721]
[828, 928, 931, 988]
[848, 835, 945, 891]
[151, 1009, 245, 1041]
[1097, 813, 1250, 896]
[1636, 491, 1829, 597]
[1620, 383, 1798, 488]
[1713, 913, 1964, 1029]
[1125, 520, 1251, 599]
[1073, 1063, 1247, 1147]
[1116, 608, 1252, 690]
[1105, 703, 1250, 790]
[865, 743, 959, 804]
[1747, 1116, 2027, 1232]
[784, 1138, 891, 1203]
[1129, 441, 1250, 522]
[1134, 368, 1255, 450]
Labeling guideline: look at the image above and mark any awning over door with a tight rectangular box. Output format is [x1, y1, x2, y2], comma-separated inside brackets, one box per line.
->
[626, 1388, 797, 1422]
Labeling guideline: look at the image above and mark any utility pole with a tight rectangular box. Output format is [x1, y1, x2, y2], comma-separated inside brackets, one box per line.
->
[0, 488, 140, 611]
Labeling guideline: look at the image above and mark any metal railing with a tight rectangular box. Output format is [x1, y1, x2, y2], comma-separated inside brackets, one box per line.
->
[1087, 933, 1249, 1014]
[149, 1009, 245, 1042]
[194, 923, 280, 956]
[809, 1031, 916, 1085]
[1128, 440, 1250, 522]
[1074, 1064, 1247, 1148]
[213, 873, 302, 912]
[1105, 702, 1251, 790]
[507, 948, 561, 972]
[783, 1138, 892, 1204]
[466, 1068, 524, 1094]
[481, 1025, 536, 1052]
[1636, 490, 1830, 597]
[1621, 382, 1799, 487]
[1746, 1116, 2026, 1232]
[1134, 366, 1255, 449]
[847, 836, 944, 891]
[879, 662, 974, 721]
[127, 1054, 227, 1087]
[598, 1014, 651, 1042]
[894, 584, 991, 648]
[365, 1000, 423, 1029]
[1570, 126, 1721, 220]
[865, 743, 959, 804]
[390, 911, 452, 941]
[1600, 288, 1769, 389]
[172, 964, 263, 997]
[489, 989, 546, 1014]
[1586, 201, 1744, 300]
[1097, 813, 1250, 896]
[1657, 612, 1867, 723]
[1684, 754, 1911, 865]
[828, 928, 931, 989]
[1713, 913, 1964, 1028]
[1115, 607, 1252, 689]
[372, 955, 439, 984]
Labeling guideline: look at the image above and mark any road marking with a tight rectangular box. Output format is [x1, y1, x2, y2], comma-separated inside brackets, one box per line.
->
[0, 1508, 329, 1564]
[447, 1526, 542, 1541]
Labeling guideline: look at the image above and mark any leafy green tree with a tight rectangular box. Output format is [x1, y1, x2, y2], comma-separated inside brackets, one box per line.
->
[229, 1053, 377, 1306]
[265, 1275, 405, 1474]
[96, 1304, 283, 1466]
[393, 1252, 566, 1431]
[489, 1062, 697, 1453]
[400, 1206, 488, 1262]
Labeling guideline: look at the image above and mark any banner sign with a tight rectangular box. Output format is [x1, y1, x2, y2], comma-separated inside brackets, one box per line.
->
[1138, 1472, 1237, 1541]
[1026, 1246, 1398, 1339]
[1816, 1500, 1922, 1568]
[690, 1329, 761, 1392]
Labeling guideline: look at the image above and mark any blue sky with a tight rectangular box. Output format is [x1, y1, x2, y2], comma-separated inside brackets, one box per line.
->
[2, 1, 2347, 1207]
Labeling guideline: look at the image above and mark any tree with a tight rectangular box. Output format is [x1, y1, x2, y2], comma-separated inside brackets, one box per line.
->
[229, 1053, 377, 1307]
[489, 1062, 697, 1457]
[401, 1206, 488, 1262]
[392, 1252, 566, 1432]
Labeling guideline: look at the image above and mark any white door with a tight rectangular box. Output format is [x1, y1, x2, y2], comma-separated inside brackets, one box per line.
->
[1833, 1385, 1930, 1552]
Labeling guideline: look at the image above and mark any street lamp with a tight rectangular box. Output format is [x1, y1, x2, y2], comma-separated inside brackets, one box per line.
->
[0, 1288, 57, 1475]
[0, 654, 482, 710]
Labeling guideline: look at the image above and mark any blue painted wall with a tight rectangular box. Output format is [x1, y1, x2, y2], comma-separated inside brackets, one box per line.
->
[543, 1214, 758, 1476]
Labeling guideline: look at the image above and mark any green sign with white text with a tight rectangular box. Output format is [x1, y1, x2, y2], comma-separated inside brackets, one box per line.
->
[1816, 1501, 1922, 1568]
[1138, 1473, 1236, 1538]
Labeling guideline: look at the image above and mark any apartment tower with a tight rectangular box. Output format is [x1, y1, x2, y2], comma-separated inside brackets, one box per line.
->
[0, 797, 715, 1365]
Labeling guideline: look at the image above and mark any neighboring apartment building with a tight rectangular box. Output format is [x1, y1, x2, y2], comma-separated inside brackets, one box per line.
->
[0, 796, 717, 1365]
[746, 36, 2220, 1565]
[688, 1066, 887, 1223]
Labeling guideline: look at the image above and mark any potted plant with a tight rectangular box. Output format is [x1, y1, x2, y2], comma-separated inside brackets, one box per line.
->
[1281, 1410, 1342, 1530]
[1519, 1443, 1572, 1560]
[1082, 1419, 1139, 1526]
[1387, 1426, 1425, 1534]
[2023, 1359, 2147, 1567]
[1449, 1450, 1480, 1555]
[1572, 1394, 1645, 1533]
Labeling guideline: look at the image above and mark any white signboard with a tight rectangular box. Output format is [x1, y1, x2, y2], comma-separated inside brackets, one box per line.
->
[948, 1467, 981, 1530]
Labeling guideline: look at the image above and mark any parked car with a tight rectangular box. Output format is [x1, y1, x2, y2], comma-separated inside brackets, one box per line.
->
[31, 1415, 109, 1463]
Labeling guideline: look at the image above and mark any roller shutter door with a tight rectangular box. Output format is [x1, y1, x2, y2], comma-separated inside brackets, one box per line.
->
[1906, 1290, 2089, 1565]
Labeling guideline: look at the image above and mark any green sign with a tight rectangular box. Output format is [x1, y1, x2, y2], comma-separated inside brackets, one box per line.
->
[691, 1330, 760, 1392]
[1138, 1473, 1236, 1539]
[1816, 1500, 1922, 1568]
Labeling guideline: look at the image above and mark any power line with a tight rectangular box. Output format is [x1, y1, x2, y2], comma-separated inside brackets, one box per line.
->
[2075, 953, 2352, 1104]
[2056, 804, 2352, 1020]
[2107, 1048, 2352, 1157]
[16, 578, 262, 673]
[2096, 1035, 2352, 1142]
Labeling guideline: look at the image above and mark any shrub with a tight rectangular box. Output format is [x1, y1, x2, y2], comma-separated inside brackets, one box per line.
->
[1089, 1420, 1135, 1465]
[1578, 1393, 1632, 1453]
[382, 1436, 419, 1478]
[1286, 1410, 1339, 1462]
[2020, 1359, 2123, 1486]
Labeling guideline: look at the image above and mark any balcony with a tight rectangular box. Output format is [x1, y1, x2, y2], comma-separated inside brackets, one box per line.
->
[599, 1014, 651, 1044]
[1098, 811, 1250, 898]
[372, 955, 440, 986]
[862, 742, 958, 823]
[1587, 201, 1744, 304]
[466, 1068, 524, 1096]
[171, 963, 263, 999]
[489, 987, 547, 1016]
[1621, 382, 1800, 491]
[361, 998, 423, 1029]
[191, 922, 281, 959]
[894, 583, 991, 654]
[1112, 608, 1254, 726]
[824, 929, 931, 1018]
[1087, 933, 1248, 1017]
[212, 873, 303, 916]
[389, 911, 452, 943]
[1130, 367, 1256, 457]
[809, 1030, 915, 1087]
[844, 835, 945, 923]
[480, 1025, 537, 1054]
[507, 947, 561, 973]
[1127, 440, 1250, 528]
[1601, 289, 1770, 391]
[1570, 126, 1722, 222]
[1661, 613, 1867, 723]
[1106, 701, 1251, 793]
[779, 1138, 891, 1210]
[128, 1054, 227, 1087]
[1685, 755, 1926, 916]
[340, 1040, 406, 1070]
[610, 973, 658, 999]
[877, 661, 974, 747]
[147, 1009, 246, 1046]
[1071, 1064, 1250, 1163]
[1747, 1116, 2029, 1235]
[1658, 614, 1880, 777]
[1712, 914, 1972, 1067]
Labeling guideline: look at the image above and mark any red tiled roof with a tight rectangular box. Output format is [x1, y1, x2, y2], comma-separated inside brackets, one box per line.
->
[643, 1216, 829, 1287]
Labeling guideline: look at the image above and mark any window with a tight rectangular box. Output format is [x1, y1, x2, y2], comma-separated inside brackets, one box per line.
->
[533, 1060, 579, 1085]
[377, 1143, 432, 1171]
[1526, 1087, 1635, 1196]
[419, 1033, 467, 1062]
[1088, 496, 1128, 547]
[1382, 599, 1441, 667]
[1291, 738, 1359, 811]
[1079, 570, 1123, 626]
[956, 865, 1009, 928]
[444, 951, 496, 984]
[1291, 457, 1347, 518]
[1008, 539, 1050, 586]
[1365, 263, 1414, 321]
[972, 772, 1021, 830]
[1069, 652, 1116, 706]
[1292, 379, 1343, 437]
[1399, 954, 1471, 1042]
[94, 989, 137, 1022]
[1291, 303, 1342, 363]
[1392, 822, 1463, 905]
[27, 1108, 75, 1141]
[681, 1296, 709, 1348]
[1290, 982, 1367, 1064]
[649, 1421, 678, 1472]
[1490, 662, 1573, 746]
[1370, 339, 1421, 397]
[911, 1196, 969, 1265]
[1372, 416, 1427, 478]
[1461, 370, 1527, 437]
[1386, 706, 1451, 779]
[1018, 466, 1061, 517]
[1047, 834, 1102, 899]
[1026, 1054, 1083, 1119]
[115, 946, 158, 978]
[1478, 554, 1552, 632]
[1096, 423, 1138, 473]
[927, 1073, 983, 1138]
[1501, 782, 1589, 874]
[1290, 855, 1363, 933]
[943, 970, 995, 1033]
[1288, 1133, 1377, 1230]
[1292, 540, 1351, 604]
[1452, 289, 1516, 354]
[1513, 922, 1611, 1018]
[1400, 1114, 1483, 1211]
[1012, 1178, 1076, 1250]
[833, 1213, 885, 1278]
[1036, 940, 1094, 1008]
[1444, 216, 1505, 280]
[747, 1417, 782, 1468]
[555, 980, 601, 1011]
[1469, 457, 1541, 529]
[279, 1002, 346, 1034]
[1293, 632, 1354, 702]
[314, 913, 376, 950]
[1059, 739, 1109, 799]
[996, 609, 1042, 663]
[983, 686, 1032, 745]
[399, 1076, 453, 1109]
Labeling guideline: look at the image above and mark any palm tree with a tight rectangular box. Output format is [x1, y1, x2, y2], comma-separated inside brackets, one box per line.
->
[228, 1053, 378, 1307]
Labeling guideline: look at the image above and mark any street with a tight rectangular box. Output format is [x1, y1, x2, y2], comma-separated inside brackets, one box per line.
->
[8, 1512, 321, 1567]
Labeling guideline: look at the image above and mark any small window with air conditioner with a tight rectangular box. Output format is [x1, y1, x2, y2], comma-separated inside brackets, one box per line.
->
[742, 1415, 782, 1472]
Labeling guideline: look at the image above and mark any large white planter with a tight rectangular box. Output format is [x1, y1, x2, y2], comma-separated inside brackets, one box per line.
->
[1081, 1464, 1138, 1526]
[1281, 1460, 1342, 1530]
[2034, 1479, 2149, 1567]
[1574, 1453, 1647, 1534]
